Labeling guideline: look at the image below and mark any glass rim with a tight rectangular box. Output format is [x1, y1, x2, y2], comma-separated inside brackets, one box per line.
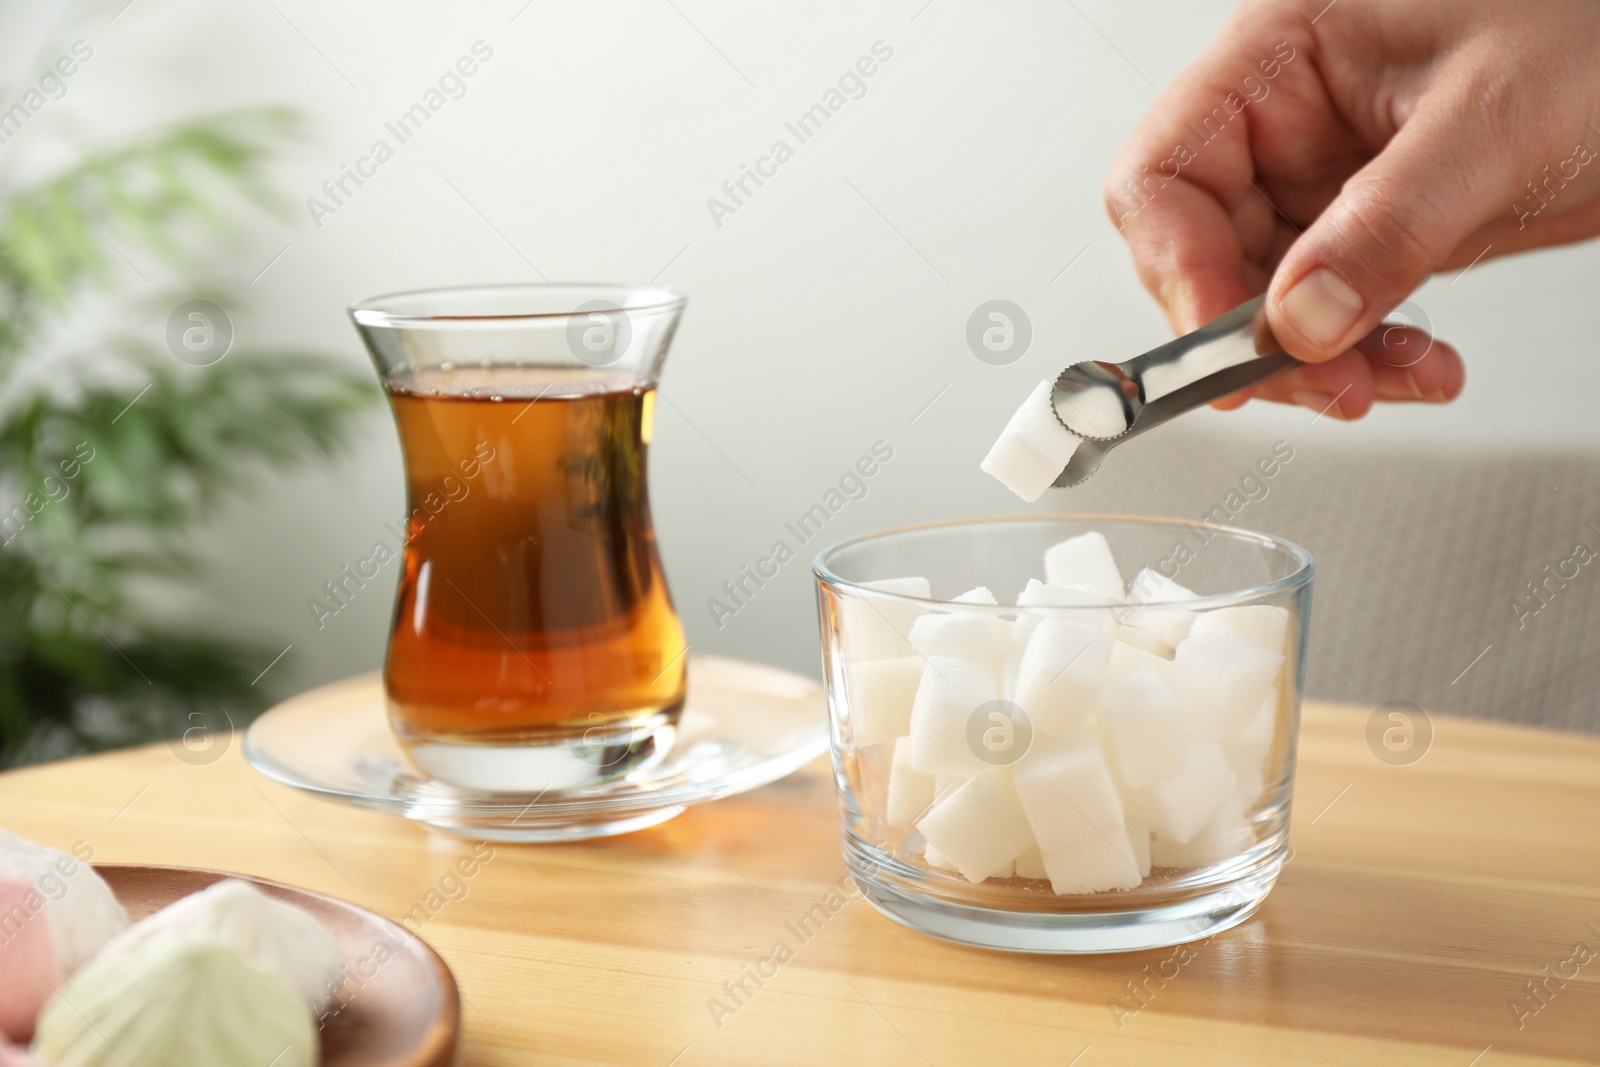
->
[348, 281, 687, 327]
[811, 514, 1315, 611]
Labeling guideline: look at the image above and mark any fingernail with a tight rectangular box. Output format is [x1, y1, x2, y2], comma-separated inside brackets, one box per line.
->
[1292, 390, 1338, 416]
[1280, 268, 1364, 348]
[1372, 367, 1422, 402]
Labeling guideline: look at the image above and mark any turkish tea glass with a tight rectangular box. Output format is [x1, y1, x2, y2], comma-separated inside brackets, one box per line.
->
[351, 284, 688, 792]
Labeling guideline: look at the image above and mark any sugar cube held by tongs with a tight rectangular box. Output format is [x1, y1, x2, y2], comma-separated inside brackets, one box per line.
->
[981, 295, 1296, 499]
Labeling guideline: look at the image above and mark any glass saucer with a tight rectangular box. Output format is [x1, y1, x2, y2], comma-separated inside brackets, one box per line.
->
[244, 655, 828, 842]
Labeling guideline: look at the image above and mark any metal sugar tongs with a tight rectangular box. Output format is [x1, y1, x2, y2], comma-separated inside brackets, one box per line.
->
[1051, 294, 1297, 487]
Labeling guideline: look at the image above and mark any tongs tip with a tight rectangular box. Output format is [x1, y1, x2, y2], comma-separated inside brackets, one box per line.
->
[1051, 361, 1142, 441]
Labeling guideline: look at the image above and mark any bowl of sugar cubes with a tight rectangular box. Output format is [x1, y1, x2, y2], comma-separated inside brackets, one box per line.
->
[813, 515, 1313, 953]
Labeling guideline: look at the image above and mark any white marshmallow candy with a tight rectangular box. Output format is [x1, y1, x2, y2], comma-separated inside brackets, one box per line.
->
[0, 830, 128, 977]
[886, 737, 936, 829]
[836, 576, 930, 660]
[1043, 532, 1124, 600]
[1150, 797, 1252, 869]
[1121, 568, 1201, 649]
[908, 657, 1000, 775]
[1223, 687, 1278, 807]
[908, 586, 1010, 662]
[1130, 739, 1237, 845]
[1012, 619, 1110, 737]
[1013, 743, 1126, 853]
[1165, 628, 1284, 741]
[97, 878, 344, 1011]
[980, 380, 1082, 503]
[1102, 666, 1190, 789]
[916, 770, 1035, 883]
[1190, 604, 1291, 654]
[1040, 826, 1144, 894]
[844, 656, 923, 748]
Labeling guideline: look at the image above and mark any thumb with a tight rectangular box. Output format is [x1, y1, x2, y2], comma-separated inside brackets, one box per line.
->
[1265, 112, 1511, 362]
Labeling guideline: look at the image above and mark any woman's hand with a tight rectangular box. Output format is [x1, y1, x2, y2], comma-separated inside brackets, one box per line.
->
[1107, 0, 1600, 418]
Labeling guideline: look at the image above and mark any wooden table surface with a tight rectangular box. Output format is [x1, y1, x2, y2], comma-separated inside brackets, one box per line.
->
[2, 700, 1598, 1066]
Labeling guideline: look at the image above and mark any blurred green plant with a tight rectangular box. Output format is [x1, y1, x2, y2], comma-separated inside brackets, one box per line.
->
[0, 108, 377, 766]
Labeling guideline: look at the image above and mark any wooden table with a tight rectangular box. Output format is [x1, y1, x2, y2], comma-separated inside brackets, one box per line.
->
[3, 702, 1597, 1066]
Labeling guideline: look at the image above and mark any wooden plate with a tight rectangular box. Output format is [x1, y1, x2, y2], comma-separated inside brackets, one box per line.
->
[97, 865, 458, 1067]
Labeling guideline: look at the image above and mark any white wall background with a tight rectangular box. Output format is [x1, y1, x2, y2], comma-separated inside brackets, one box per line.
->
[4, 0, 1598, 701]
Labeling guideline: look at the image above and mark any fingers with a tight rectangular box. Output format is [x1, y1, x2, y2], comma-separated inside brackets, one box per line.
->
[1108, 162, 1257, 336]
[1265, 93, 1520, 363]
[1209, 388, 1254, 412]
[1104, 18, 1303, 333]
[1246, 325, 1464, 418]
[1358, 325, 1465, 402]
[1109, 14, 1504, 417]
[1256, 347, 1377, 420]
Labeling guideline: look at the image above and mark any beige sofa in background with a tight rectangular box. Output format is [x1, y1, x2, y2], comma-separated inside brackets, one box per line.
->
[1058, 426, 1600, 734]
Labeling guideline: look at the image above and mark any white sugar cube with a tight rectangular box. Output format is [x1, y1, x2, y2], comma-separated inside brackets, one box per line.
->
[1223, 687, 1278, 807]
[908, 657, 999, 775]
[980, 380, 1082, 503]
[887, 737, 936, 828]
[1190, 604, 1290, 654]
[1118, 615, 1189, 654]
[1165, 628, 1284, 741]
[909, 611, 1007, 661]
[1150, 797, 1252, 868]
[845, 656, 923, 747]
[1012, 619, 1110, 737]
[1102, 666, 1189, 789]
[922, 842, 957, 871]
[1107, 637, 1171, 676]
[837, 576, 930, 660]
[1121, 568, 1200, 648]
[908, 586, 1009, 662]
[916, 769, 1035, 883]
[1016, 579, 1119, 634]
[1043, 532, 1124, 599]
[1130, 739, 1236, 844]
[1013, 743, 1126, 853]
[934, 772, 970, 798]
[1128, 822, 1153, 878]
[1125, 567, 1194, 603]
[1113, 625, 1172, 659]
[1000, 637, 1024, 706]
[1040, 827, 1144, 894]
[1014, 844, 1048, 880]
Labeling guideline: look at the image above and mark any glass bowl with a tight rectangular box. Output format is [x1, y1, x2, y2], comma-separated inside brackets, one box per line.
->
[813, 515, 1314, 953]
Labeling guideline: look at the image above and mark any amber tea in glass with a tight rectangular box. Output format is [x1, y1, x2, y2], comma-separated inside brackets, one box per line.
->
[351, 285, 688, 791]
